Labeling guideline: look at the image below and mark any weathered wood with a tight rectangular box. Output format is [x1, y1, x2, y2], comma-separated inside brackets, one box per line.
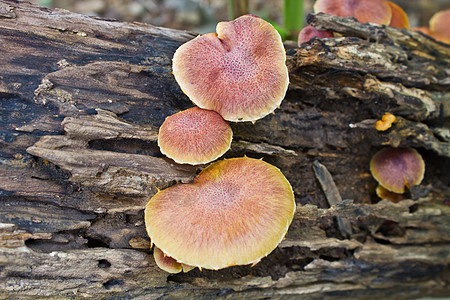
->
[0, 1, 449, 298]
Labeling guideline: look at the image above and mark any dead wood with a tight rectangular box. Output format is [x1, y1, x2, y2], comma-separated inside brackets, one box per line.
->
[0, 1, 449, 298]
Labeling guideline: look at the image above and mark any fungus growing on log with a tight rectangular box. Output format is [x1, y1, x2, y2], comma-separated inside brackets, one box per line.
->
[153, 246, 194, 273]
[429, 9, 450, 44]
[172, 15, 289, 122]
[370, 147, 425, 194]
[375, 113, 396, 131]
[413, 9, 450, 44]
[298, 25, 334, 45]
[386, 1, 410, 29]
[158, 107, 232, 165]
[313, 0, 392, 25]
[145, 157, 295, 271]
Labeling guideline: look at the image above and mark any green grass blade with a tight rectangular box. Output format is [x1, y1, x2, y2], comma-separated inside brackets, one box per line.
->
[283, 0, 304, 40]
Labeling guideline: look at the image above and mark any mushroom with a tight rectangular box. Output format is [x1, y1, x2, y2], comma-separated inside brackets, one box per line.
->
[158, 106, 232, 165]
[375, 184, 405, 203]
[313, 0, 392, 25]
[370, 147, 425, 194]
[145, 157, 295, 271]
[153, 246, 183, 273]
[375, 112, 396, 131]
[413, 9, 450, 44]
[298, 25, 334, 45]
[172, 15, 289, 122]
[413, 27, 432, 36]
[386, 1, 409, 29]
[429, 9, 450, 44]
[153, 246, 195, 273]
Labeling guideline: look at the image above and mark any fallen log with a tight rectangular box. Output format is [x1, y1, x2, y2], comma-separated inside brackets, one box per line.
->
[0, 0, 449, 298]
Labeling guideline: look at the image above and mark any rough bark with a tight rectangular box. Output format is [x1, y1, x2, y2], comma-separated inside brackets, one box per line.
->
[0, 1, 449, 298]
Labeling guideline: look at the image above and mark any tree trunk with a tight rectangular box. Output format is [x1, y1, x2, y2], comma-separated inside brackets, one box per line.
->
[0, 1, 449, 298]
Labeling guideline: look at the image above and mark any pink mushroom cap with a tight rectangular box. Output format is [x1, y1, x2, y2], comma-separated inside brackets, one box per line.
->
[314, 0, 392, 25]
[172, 15, 289, 122]
[370, 147, 425, 194]
[158, 107, 232, 165]
[145, 157, 296, 270]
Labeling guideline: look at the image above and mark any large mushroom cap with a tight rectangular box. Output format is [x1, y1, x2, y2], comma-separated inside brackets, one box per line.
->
[370, 147, 425, 194]
[145, 157, 295, 270]
[158, 106, 232, 165]
[314, 0, 392, 25]
[172, 15, 289, 122]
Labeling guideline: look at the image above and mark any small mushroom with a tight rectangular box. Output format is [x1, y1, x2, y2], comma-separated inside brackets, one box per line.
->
[314, 0, 392, 25]
[386, 1, 409, 29]
[413, 27, 432, 36]
[375, 184, 405, 203]
[429, 9, 450, 44]
[145, 157, 295, 271]
[375, 112, 396, 131]
[298, 25, 334, 45]
[172, 15, 289, 122]
[413, 9, 450, 44]
[153, 246, 183, 273]
[153, 246, 195, 273]
[158, 106, 232, 165]
[370, 147, 425, 194]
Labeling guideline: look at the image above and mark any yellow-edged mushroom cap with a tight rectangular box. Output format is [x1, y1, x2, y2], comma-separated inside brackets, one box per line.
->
[158, 107, 232, 165]
[172, 15, 289, 122]
[370, 147, 425, 194]
[145, 157, 295, 270]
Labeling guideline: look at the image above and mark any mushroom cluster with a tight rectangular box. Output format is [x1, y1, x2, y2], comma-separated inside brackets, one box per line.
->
[299, 0, 410, 45]
[370, 147, 425, 202]
[159, 14, 289, 165]
[147, 15, 294, 273]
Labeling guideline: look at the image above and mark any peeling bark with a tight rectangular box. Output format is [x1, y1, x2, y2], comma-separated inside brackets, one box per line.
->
[0, 1, 449, 298]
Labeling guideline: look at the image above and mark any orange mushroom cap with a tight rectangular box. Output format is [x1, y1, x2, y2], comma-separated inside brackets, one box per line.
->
[429, 9, 450, 44]
[158, 106, 232, 165]
[145, 157, 295, 270]
[298, 25, 334, 45]
[314, 0, 392, 25]
[386, 1, 410, 29]
[172, 15, 289, 122]
[375, 184, 405, 203]
[375, 112, 396, 131]
[370, 147, 425, 194]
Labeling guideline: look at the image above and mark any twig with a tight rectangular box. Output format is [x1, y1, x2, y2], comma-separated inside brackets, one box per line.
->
[312, 160, 353, 237]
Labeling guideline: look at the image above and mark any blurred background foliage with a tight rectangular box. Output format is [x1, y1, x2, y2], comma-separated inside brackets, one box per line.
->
[29, 0, 450, 40]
